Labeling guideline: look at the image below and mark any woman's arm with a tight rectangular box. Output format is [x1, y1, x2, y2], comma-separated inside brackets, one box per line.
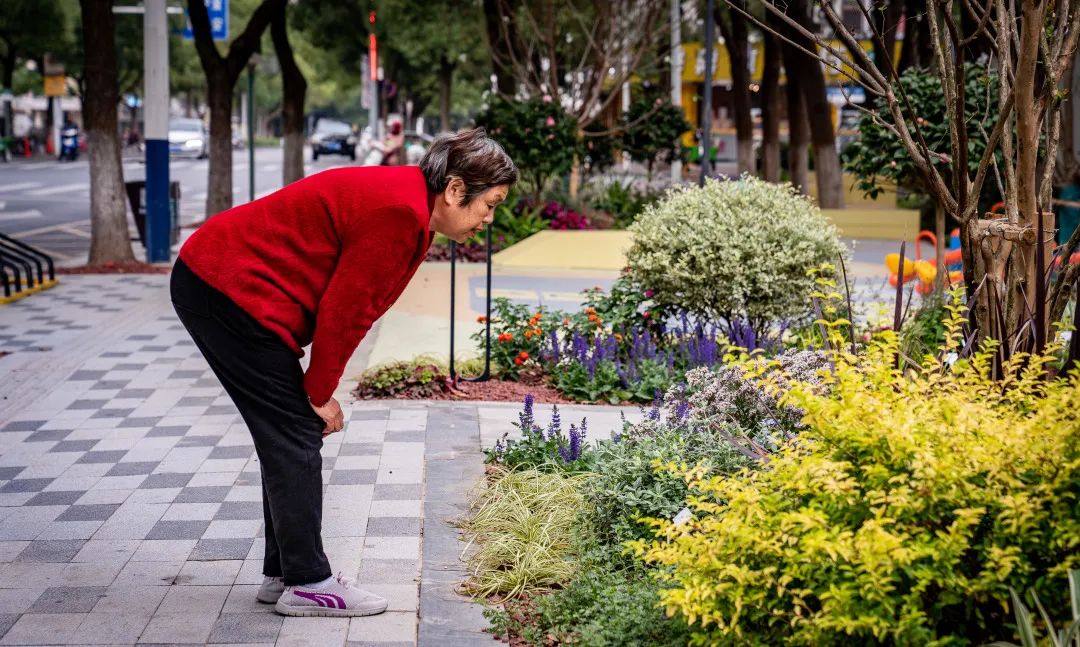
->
[303, 204, 427, 407]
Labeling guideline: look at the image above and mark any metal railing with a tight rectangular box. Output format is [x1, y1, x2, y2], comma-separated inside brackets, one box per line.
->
[0, 233, 57, 303]
[448, 225, 493, 383]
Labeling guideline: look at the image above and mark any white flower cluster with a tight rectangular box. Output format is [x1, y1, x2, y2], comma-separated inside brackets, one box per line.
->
[626, 176, 845, 324]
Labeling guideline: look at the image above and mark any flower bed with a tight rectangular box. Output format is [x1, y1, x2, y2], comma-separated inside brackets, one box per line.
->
[462, 302, 1080, 646]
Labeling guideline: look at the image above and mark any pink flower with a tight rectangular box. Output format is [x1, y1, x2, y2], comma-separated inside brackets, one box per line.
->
[547, 133, 555, 140]
[542, 94, 552, 103]
[545, 116, 555, 127]
[644, 289, 654, 298]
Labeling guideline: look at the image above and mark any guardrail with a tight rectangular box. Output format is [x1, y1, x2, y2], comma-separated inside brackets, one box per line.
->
[0, 233, 57, 304]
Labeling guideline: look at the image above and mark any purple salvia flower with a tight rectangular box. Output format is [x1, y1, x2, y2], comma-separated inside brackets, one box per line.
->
[548, 330, 560, 364]
[546, 405, 561, 441]
[568, 422, 583, 461]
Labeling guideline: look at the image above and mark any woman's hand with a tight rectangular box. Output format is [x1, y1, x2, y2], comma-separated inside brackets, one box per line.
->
[310, 397, 345, 437]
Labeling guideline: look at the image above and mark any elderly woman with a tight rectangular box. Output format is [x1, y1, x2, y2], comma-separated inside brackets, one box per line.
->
[170, 128, 516, 617]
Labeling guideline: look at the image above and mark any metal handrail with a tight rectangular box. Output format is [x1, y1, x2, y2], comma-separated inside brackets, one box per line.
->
[448, 225, 493, 383]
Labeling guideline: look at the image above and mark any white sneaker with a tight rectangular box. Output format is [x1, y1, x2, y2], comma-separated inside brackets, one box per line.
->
[274, 574, 388, 617]
[256, 576, 285, 604]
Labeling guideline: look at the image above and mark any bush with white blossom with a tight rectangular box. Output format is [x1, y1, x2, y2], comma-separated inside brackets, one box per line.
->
[626, 176, 845, 328]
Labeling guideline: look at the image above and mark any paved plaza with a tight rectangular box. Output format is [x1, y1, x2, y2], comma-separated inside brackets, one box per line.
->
[0, 274, 635, 645]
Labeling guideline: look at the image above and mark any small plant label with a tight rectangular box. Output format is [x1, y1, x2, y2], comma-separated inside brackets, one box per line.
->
[673, 507, 692, 526]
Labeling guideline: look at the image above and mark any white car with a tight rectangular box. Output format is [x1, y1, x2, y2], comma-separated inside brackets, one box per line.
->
[168, 118, 208, 159]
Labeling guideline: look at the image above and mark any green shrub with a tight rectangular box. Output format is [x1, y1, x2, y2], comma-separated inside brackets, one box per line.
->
[589, 181, 664, 229]
[633, 335, 1080, 646]
[486, 396, 593, 473]
[353, 357, 451, 399]
[626, 176, 845, 329]
[473, 298, 563, 379]
[486, 545, 694, 647]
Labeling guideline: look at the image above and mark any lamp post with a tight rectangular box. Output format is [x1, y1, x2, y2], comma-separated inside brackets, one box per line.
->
[700, 0, 715, 187]
[247, 55, 257, 202]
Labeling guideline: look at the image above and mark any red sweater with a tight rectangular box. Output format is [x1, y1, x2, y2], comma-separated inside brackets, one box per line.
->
[179, 166, 432, 406]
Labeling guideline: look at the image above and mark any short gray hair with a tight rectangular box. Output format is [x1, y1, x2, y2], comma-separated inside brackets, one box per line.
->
[419, 127, 518, 205]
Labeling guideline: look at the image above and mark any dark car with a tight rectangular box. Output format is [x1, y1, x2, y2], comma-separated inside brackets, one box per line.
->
[310, 119, 356, 161]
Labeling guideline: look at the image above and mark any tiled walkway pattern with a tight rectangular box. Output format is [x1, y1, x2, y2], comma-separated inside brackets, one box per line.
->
[0, 280, 427, 645]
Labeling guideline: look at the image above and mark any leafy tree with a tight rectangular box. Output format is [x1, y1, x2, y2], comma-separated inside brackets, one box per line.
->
[621, 94, 690, 182]
[475, 96, 580, 202]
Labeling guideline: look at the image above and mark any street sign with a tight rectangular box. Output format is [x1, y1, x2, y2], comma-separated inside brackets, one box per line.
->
[43, 75, 66, 97]
[182, 0, 228, 41]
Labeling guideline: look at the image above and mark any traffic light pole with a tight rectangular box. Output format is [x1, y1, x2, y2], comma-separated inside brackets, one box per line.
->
[143, 0, 171, 262]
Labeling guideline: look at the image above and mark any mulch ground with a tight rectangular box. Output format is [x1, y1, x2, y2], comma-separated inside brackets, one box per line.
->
[361, 378, 576, 404]
[57, 262, 171, 275]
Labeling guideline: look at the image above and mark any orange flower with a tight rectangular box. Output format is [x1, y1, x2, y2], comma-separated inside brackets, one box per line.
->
[518, 351, 530, 360]
[584, 307, 596, 315]
[563, 318, 570, 326]
[614, 333, 623, 342]
[533, 328, 543, 336]
[587, 313, 598, 322]
[514, 356, 524, 366]
[476, 315, 487, 323]
[524, 330, 534, 339]
[498, 332, 513, 342]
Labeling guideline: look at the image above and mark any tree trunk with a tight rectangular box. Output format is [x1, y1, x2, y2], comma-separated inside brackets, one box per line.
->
[786, 0, 843, 208]
[188, 0, 277, 217]
[79, 0, 135, 264]
[716, 1, 755, 175]
[761, 25, 782, 183]
[438, 55, 454, 133]
[934, 203, 946, 292]
[898, 0, 932, 73]
[869, 0, 903, 79]
[782, 46, 809, 194]
[271, 3, 306, 186]
[482, 0, 517, 96]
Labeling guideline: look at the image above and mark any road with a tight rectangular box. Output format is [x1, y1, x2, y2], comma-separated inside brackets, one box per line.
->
[0, 147, 357, 265]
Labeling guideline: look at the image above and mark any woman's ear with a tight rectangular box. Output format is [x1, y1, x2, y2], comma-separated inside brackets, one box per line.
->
[444, 177, 465, 206]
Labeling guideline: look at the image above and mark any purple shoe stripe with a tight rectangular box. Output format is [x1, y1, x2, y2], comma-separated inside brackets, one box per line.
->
[294, 590, 346, 609]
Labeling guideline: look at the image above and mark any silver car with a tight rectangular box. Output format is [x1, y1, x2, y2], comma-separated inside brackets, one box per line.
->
[168, 118, 208, 159]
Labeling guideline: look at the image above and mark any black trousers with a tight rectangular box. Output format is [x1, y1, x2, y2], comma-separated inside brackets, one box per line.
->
[170, 259, 331, 586]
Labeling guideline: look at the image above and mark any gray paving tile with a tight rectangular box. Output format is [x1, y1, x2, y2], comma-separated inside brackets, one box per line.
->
[213, 502, 262, 521]
[350, 410, 390, 421]
[174, 486, 231, 503]
[356, 559, 419, 585]
[147, 426, 191, 437]
[0, 614, 17, 641]
[384, 430, 425, 442]
[91, 408, 135, 419]
[24, 491, 83, 506]
[105, 461, 159, 477]
[68, 399, 109, 410]
[338, 443, 382, 456]
[117, 388, 155, 399]
[208, 446, 254, 460]
[0, 479, 53, 493]
[206, 612, 283, 643]
[145, 520, 210, 540]
[24, 429, 71, 442]
[365, 517, 422, 537]
[140, 473, 194, 489]
[120, 416, 164, 428]
[2, 420, 46, 432]
[189, 538, 254, 561]
[48, 440, 97, 453]
[372, 484, 422, 501]
[328, 470, 377, 485]
[0, 468, 23, 481]
[15, 540, 86, 563]
[56, 504, 121, 522]
[28, 585, 107, 613]
[77, 450, 128, 464]
[175, 435, 221, 447]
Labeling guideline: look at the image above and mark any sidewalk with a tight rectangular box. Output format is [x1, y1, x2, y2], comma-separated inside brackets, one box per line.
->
[0, 273, 637, 645]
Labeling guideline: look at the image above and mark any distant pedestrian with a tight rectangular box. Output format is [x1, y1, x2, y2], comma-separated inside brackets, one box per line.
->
[170, 128, 516, 617]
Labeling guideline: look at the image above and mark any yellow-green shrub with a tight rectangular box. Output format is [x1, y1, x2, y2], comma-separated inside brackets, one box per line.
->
[632, 335, 1080, 646]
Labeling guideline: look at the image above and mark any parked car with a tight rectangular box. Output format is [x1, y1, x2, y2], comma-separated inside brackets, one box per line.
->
[309, 119, 356, 161]
[168, 118, 208, 158]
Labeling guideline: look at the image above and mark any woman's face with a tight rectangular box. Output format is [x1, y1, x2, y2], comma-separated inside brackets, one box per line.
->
[431, 180, 509, 243]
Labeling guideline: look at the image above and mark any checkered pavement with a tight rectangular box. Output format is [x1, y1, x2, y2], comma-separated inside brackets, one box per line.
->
[0, 277, 429, 645]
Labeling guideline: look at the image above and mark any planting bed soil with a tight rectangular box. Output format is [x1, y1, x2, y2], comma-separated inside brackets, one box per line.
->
[58, 262, 171, 275]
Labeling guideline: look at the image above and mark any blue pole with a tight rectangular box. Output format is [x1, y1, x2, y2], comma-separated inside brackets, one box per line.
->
[144, 0, 170, 263]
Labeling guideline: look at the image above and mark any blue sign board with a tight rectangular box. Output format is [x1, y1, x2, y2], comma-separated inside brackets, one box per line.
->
[182, 0, 229, 41]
